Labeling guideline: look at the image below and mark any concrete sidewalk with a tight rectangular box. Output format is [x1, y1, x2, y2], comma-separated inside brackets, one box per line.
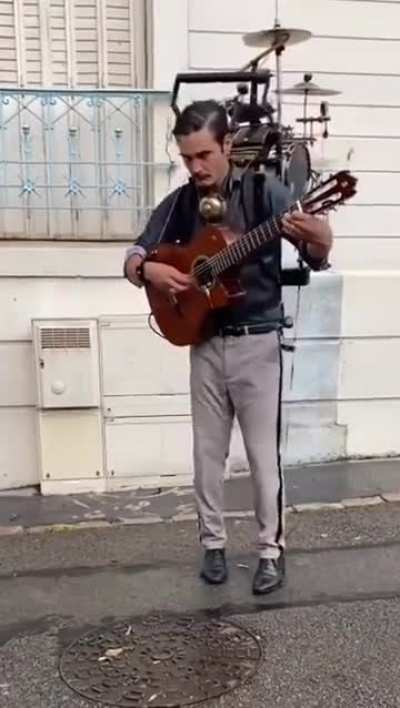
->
[0, 458, 399, 533]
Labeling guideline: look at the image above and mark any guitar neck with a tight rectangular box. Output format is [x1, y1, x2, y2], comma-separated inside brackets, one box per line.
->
[212, 204, 296, 275]
[208, 169, 357, 276]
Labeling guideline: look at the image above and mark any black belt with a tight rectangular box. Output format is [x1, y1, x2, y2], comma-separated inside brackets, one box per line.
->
[217, 323, 278, 337]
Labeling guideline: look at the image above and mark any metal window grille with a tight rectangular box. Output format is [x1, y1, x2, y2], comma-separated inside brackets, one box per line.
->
[0, 88, 173, 240]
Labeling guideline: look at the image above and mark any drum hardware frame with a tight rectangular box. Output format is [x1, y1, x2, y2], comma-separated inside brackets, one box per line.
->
[171, 70, 274, 125]
[169, 12, 341, 288]
[284, 73, 333, 144]
[296, 110, 331, 144]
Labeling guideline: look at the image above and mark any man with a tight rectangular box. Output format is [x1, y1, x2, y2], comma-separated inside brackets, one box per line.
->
[124, 100, 332, 595]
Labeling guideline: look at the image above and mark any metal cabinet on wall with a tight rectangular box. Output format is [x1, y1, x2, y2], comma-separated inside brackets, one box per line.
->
[99, 314, 195, 489]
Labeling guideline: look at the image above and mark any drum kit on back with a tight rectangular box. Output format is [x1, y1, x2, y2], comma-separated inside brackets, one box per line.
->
[171, 15, 342, 200]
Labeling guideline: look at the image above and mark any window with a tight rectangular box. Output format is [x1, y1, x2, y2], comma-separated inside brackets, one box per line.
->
[0, 1, 172, 241]
[0, 0, 147, 88]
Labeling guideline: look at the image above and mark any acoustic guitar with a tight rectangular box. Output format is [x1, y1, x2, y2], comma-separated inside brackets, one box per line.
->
[144, 170, 357, 346]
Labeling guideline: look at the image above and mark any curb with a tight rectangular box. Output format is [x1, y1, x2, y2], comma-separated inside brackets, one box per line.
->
[0, 494, 399, 537]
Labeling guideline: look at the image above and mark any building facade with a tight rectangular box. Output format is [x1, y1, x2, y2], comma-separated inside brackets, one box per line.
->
[1, 0, 399, 492]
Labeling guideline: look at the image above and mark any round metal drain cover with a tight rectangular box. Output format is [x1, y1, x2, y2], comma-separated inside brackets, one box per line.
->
[60, 614, 262, 706]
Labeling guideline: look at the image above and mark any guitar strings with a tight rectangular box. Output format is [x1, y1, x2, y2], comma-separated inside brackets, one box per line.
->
[191, 183, 343, 282]
[192, 216, 283, 281]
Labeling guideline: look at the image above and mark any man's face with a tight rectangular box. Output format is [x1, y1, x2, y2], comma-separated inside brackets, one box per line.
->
[176, 127, 231, 190]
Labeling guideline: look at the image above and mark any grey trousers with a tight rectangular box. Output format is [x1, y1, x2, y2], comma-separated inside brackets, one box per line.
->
[190, 331, 284, 559]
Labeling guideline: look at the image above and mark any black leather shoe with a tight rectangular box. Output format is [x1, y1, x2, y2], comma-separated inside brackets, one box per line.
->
[252, 555, 285, 595]
[200, 549, 228, 585]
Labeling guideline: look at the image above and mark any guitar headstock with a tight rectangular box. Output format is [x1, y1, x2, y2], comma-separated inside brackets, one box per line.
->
[301, 170, 358, 216]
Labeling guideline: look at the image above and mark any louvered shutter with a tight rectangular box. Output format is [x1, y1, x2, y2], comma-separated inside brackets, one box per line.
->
[24, 0, 42, 84]
[105, 0, 135, 87]
[74, 0, 100, 87]
[0, 0, 145, 88]
[0, 0, 19, 84]
[49, 0, 69, 86]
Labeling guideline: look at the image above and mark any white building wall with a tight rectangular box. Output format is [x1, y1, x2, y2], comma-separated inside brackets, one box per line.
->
[181, 0, 400, 462]
[1, 0, 399, 490]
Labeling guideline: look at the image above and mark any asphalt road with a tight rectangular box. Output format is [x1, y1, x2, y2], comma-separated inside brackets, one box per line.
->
[1, 505, 400, 708]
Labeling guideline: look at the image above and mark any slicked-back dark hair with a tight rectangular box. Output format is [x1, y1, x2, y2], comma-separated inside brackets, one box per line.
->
[172, 100, 229, 146]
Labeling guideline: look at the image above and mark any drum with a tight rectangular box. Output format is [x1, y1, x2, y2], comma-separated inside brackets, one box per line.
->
[281, 142, 311, 200]
[230, 123, 280, 166]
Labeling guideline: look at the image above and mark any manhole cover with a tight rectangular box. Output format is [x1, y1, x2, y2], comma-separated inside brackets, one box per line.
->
[60, 614, 262, 706]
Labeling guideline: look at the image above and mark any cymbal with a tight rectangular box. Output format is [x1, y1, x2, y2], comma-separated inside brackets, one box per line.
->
[243, 26, 312, 49]
[278, 80, 341, 96]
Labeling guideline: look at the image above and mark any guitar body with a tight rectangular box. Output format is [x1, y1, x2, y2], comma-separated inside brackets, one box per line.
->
[145, 225, 244, 346]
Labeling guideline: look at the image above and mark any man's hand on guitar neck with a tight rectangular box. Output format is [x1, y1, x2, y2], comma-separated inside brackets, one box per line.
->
[282, 211, 333, 261]
[143, 262, 192, 295]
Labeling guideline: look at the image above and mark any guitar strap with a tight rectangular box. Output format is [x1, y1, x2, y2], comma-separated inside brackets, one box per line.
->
[240, 169, 267, 232]
[240, 169, 283, 287]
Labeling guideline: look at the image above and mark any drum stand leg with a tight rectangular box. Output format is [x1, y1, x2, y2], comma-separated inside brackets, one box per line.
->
[274, 45, 285, 180]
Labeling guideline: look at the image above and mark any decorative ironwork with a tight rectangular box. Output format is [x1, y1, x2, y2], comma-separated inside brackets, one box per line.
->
[111, 128, 129, 198]
[0, 88, 173, 240]
[59, 614, 262, 706]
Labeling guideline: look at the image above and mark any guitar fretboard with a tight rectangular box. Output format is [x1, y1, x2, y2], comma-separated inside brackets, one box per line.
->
[212, 206, 297, 276]
[192, 169, 356, 280]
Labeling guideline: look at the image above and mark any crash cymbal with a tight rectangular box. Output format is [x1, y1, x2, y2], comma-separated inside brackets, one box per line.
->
[278, 80, 341, 96]
[243, 26, 312, 49]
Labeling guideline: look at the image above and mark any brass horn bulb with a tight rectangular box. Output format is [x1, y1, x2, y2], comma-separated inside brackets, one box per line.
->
[199, 194, 227, 223]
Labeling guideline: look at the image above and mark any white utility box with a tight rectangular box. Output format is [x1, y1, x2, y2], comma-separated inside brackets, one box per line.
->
[99, 314, 193, 488]
[32, 319, 100, 408]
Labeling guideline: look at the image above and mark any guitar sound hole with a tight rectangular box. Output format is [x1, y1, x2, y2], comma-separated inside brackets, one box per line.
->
[193, 256, 215, 288]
